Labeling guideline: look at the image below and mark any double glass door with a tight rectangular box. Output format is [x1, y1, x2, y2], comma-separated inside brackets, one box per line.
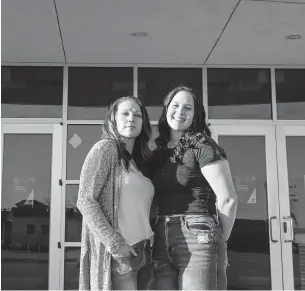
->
[212, 125, 305, 290]
[1, 124, 62, 290]
[1, 123, 304, 290]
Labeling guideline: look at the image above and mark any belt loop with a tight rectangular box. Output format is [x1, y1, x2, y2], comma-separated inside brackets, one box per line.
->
[180, 215, 185, 227]
[150, 236, 154, 248]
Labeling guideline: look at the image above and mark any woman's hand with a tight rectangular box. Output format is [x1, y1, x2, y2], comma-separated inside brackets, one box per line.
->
[113, 244, 137, 258]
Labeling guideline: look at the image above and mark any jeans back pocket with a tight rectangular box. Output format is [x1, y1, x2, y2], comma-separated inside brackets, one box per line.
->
[182, 221, 215, 245]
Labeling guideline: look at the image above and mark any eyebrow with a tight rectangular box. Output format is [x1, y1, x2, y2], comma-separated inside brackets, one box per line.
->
[121, 108, 142, 113]
[172, 102, 193, 106]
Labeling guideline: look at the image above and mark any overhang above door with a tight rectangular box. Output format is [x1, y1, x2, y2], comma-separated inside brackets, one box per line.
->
[2, 0, 305, 65]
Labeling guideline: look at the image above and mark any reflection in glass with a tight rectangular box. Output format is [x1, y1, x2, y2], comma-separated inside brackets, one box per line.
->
[68, 67, 133, 120]
[286, 136, 305, 290]
[65, 185, 82, 242]
[1, 134, 52, 290]
[208, 69, 272, 119]
[218, 136, 271, 290]
[138, 68, 202, 121]
[64, 247, 80, 290]
[1, 66, 63, 118]
[66, 125, 102, 180]
[276, 70, 305, 120]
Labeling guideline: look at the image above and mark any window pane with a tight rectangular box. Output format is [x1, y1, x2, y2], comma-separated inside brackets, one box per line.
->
[1, 134, 52, 290]
[64, 247, 80, 290]
[66, 125, 102, 180]
[286, 136, 305, 289]
[276, 69, 305, 120]
[218, 136, 271, 290]
[138, 68, 202, 121]
[68, 67, 133, 120]
[208, 69, 272, 119]
[65, 185, 81, 242]
[1, 66, 63, 118]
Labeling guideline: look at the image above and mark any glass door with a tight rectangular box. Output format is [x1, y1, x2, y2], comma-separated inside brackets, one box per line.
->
[276, 126, 305, 290]
[1, 124, 62, 290]
[211, 125, 282, 290]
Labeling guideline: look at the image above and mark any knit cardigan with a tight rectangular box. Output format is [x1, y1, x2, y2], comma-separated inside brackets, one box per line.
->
[77, 139, 126, 290]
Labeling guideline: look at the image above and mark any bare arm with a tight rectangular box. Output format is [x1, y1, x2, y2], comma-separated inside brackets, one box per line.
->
[201, 159, 238, 241]
[77, 140, 125, 254]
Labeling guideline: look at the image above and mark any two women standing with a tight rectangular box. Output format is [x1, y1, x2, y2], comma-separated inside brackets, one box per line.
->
[77, 86, 237, 290]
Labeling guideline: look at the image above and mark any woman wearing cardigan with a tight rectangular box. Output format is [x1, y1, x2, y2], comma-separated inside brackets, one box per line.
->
[77, 96, 154, 290]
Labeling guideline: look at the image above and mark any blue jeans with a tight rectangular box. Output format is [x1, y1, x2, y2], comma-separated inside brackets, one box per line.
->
[111, 239, 153, 290]
[151, 215, 227, 290]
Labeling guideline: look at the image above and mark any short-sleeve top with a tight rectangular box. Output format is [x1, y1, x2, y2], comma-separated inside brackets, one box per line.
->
[150, 136, 227, 216]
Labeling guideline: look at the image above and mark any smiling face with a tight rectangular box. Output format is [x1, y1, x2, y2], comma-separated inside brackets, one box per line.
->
[115, 99, 143, 139]
[166, 91, 195, 132]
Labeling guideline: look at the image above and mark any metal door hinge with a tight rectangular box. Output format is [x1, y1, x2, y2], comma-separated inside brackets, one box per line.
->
[58, 242, 61, 249]
[59, 179, 63, 186]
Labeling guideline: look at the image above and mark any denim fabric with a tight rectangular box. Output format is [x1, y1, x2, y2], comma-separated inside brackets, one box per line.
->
[151, 215, 227, 290]
[111, 239, 153, 290]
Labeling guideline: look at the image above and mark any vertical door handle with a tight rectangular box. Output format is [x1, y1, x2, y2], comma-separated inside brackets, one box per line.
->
[270, 216, 278, 243]
[283, 216, 294, 243]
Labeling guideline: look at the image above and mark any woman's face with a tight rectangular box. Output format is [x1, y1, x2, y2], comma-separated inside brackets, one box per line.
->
[115, 99, 143, 139]
[166, 91, 195, 132]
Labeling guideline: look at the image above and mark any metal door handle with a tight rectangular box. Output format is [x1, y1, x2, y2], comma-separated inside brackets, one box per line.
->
[283, 216, 294, 243]
[270, 216, 278, 243]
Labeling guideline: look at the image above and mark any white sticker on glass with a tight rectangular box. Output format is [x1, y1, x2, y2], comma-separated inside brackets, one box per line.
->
[69, 133, 83, 149]
[247, 188, 257, 204]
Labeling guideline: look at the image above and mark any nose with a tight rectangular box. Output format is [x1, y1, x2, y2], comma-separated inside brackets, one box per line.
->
[127, 113, 135, 123]
[176, 106, 185, 116]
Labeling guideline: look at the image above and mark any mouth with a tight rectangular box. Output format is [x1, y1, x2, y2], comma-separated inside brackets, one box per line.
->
[172, 116, 185, 122]
[124, 125, 136, 129]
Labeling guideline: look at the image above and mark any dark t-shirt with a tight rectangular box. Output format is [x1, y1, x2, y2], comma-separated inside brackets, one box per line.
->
[150, 136, 227, 216]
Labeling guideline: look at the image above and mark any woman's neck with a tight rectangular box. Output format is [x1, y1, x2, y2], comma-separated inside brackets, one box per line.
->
[168, 130, 183, 148]
[121, 137, 135, 154]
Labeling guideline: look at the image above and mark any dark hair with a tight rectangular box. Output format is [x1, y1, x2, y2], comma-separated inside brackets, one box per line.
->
[156, 85, 211, 164]
[102, 96, 152, 172]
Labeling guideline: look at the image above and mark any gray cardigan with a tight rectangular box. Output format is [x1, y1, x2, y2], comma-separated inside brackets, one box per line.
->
[77, 139, 126, 290]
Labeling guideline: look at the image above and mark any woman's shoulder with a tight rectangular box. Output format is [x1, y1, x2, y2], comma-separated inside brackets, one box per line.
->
[191, 132, 227, 164]
[90, 138, 119, 156]
[94, 138, 116, 148]
[191, 133, 217, 148]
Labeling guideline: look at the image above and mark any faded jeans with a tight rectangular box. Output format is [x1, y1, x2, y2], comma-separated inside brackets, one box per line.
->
[151, 214, 228, 290]
[111, 239, 153, 290]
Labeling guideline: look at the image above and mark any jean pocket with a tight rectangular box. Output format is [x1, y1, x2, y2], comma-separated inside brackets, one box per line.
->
[112, 256, 132, 274]
[112, 253, 131, 260]
[142, 246, 153, 267]
[133, 246, 147, 268]
[182, 222, 214, 244]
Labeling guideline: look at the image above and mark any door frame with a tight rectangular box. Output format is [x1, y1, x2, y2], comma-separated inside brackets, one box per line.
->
[210, 125, 283, 290]
[1, 123, 63, 290]
[276, 125, 305, 290]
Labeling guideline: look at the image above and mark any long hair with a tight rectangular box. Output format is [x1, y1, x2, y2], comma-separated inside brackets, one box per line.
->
[156, 85, 211, 164]
[102, 96, 152, 172]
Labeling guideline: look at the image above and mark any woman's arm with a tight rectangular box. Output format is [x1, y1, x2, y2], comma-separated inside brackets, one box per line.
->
[77, 140, 125, 254]
[201, 159, 238, 241]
